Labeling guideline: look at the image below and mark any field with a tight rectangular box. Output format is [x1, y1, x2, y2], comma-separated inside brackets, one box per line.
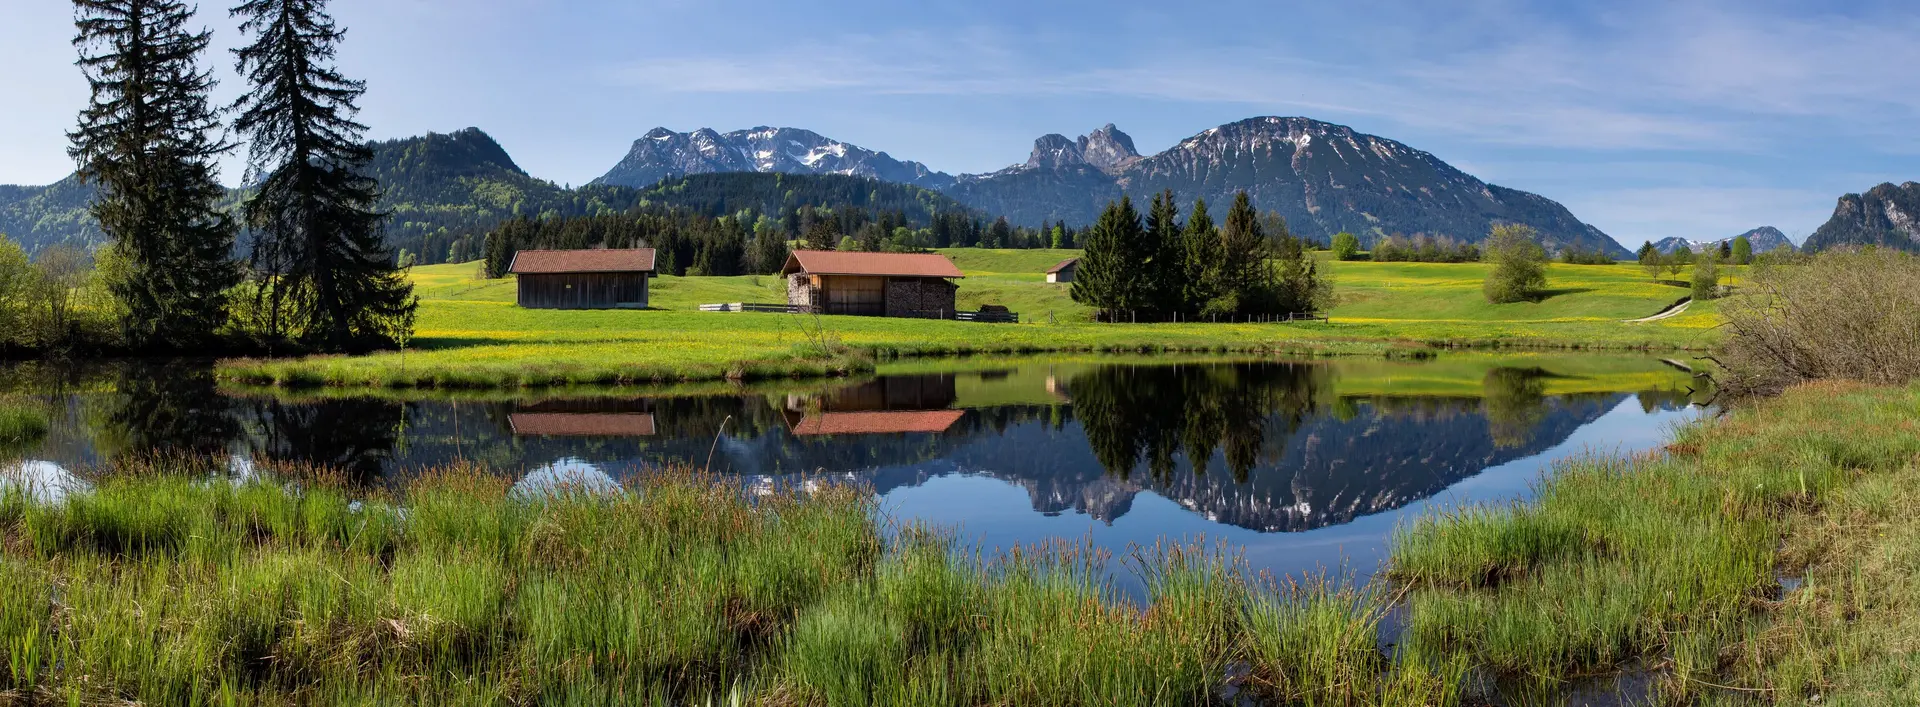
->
[218, 250, 1725, 390]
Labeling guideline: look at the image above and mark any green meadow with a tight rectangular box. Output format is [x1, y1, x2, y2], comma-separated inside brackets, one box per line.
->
[218, 250, 1723, 390]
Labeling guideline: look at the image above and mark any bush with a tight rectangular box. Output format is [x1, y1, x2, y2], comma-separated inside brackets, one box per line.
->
[1719, 249, 1920, 394]
[1558, 246, 1615, 265]
[1482, 225, 1548, 304]
[1690, 255, 1721, 301]
[1331, 231, 1362, 261]
[1370, 234, 1479, 263]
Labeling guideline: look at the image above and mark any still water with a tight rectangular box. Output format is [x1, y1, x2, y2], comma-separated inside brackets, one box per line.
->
[1, 354, 1706, 582]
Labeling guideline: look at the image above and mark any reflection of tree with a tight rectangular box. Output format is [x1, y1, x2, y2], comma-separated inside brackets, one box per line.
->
[106, 364, 240, 458]
[1481, 367, 1551, 448]
[1065, 363, 1329, 481]
[245, 399, 404, 483]
[1636, 386, 1693, 413]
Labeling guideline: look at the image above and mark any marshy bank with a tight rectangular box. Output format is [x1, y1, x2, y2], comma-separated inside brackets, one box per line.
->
[4, 380, 1907, 705]
[0, 461, 1465, 706]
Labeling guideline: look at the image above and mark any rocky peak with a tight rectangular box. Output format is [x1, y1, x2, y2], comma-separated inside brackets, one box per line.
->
[1806, 181, 1920, 252]
[1077, 123, 1141, 173]
[1025, 134, 1087, 170]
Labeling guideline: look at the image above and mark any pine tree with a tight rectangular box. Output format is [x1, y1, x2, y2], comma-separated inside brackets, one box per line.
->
[1180, 198, 1220, 314]
[1071, 197, 1141, 320]
[1271, 215, 1329, 315]
[231, 0, 415, 351]
[1144, 190, 1184, 315]
[1214, 192, 1267, 315]
[70, 0, 239, 350]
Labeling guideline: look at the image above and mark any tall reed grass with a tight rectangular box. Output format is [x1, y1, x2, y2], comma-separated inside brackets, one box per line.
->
[0, 458, 1452, 705]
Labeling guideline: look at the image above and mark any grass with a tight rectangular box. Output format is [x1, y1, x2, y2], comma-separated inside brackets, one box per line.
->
[1388, 380, 1920, 701]
[218, 253, 1722, 391]
[0, 398, 48, 458]
[0, 460, 1458, 706]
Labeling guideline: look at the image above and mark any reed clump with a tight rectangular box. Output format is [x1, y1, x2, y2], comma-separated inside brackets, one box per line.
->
[1389, 380, 1920, 700]
[0, 458, 1454, 705]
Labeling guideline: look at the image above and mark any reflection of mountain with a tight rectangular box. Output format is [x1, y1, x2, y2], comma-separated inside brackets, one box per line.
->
[934, 394, 1621, 532]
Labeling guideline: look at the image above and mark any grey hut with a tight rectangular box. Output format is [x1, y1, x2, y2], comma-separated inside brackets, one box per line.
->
[509, 249, 656, 309]
[1045, 257, 1079, 283]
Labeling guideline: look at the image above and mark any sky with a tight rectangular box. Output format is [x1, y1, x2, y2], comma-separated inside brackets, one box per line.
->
[3, 0, 1917, 246]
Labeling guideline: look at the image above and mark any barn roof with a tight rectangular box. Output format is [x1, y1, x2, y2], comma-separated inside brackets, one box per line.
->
[779, 250, 964, 279]
[1046, 257, 1079, 274]
[509, 249, 656, 274]
[791, 410, 965, 436]
[509, 413, 657, 437]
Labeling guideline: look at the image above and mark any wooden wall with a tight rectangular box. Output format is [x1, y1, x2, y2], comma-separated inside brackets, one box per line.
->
[516, 272, 650, 309]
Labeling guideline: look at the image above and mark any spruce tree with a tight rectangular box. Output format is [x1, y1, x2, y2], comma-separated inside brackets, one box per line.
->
[1215, 192, 1267, 315]
[1180, 198, 1220, 315]
[1071, 197, 1140, 320]
[1144, 190, 1184, 316]
[70, 0, 239, 350]
[231, 0, 416, 351]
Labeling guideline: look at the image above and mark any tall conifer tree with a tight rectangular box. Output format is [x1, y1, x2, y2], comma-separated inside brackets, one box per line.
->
[1181, 198, 1220, 314]
[231, 0, 415, 351]
[70, 0, 238, 350]
[1071, 197, 1141, 320]
[1217, 192, 1267, 314]
[1144, 190, 1184, 315]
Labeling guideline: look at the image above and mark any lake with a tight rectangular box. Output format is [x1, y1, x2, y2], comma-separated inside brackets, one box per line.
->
[0, 353, 1707, 584]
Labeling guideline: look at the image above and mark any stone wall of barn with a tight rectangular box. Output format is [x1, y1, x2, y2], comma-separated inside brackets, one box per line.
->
[884, 278, 959, 318]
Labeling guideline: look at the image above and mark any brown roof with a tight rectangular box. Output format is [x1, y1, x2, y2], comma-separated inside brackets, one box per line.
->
[1046, 257, 1079, 274]
[779, 250, 964, 279]
[509, 413, 656, 437]
[792, 410, 965, 436]
[509, 249, 656, 274]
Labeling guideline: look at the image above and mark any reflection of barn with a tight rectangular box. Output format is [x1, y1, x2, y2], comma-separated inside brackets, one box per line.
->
[509, 249, 656, 310]
[784, 374, 963, 436]
[508, 399, 656, 437]
[780, 250, 962, 317]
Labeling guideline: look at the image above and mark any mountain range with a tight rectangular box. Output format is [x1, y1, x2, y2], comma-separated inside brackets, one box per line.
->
[1805, 182, 1920, 252]
[593, 117, 1634, 257]
[1650, 226, 1796, 255]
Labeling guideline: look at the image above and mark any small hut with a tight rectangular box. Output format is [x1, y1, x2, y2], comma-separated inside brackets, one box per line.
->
[509, 249, 655, 309]
[780, 250, 963, 317]
[1046, 257, 1079, 283]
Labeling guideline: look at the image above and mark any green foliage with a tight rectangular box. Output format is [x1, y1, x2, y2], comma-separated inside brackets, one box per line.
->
[0, 236, 30, 348]
[1730, 235, 1753, 265]
[231, 0, 417, 352]
[1482, 224, 1549, 304]
[1331, 231, 1362, 261]
[1690, 252, 1721, 301]
[1637, 241, 1662, 280]
[70, 0, 240, 350]
[1371, 234, 1480, 263]
[1070, 196, 1142, 318]
[1558, 245, 1616, 265]
[1180, 199, 1221, 312]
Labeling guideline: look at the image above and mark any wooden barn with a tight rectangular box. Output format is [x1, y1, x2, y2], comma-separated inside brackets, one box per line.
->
[509, 249, 655, 309]
[1046, 257, 1079, 283]
[780, 250, 963, 317]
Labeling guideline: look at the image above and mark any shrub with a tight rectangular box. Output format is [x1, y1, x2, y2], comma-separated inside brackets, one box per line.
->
[1482, 225, 1548, 304]
[1690, 254, 1721, 301]
[1718, 248, 1920, 394]
[1330, 231, 1362, 261]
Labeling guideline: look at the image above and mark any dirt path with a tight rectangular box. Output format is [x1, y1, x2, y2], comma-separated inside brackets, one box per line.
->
[1625, 298, 1691, 323]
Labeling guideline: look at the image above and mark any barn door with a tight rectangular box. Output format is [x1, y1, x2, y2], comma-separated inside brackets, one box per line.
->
[828, 277, 884, 316]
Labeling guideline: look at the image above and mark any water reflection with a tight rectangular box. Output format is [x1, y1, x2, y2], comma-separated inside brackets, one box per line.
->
[1, 357, 1704, 577]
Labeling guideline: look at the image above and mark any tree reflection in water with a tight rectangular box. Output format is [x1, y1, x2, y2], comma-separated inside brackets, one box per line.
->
[1065, 362, 1329, 482]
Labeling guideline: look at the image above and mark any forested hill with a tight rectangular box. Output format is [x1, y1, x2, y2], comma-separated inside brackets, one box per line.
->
[0, 176, 103, 253]
[633, 172, 975, 225]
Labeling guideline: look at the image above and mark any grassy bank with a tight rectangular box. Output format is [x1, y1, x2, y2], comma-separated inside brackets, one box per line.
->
[0, 462, 1461, 706]
[1390, 381, 1920, 702]
[0, 398, 48, 457]
[218, 254, 1719, 391]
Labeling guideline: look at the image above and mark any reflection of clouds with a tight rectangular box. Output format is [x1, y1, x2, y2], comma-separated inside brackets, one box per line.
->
[510, 458, 623, 499]
[2, 460, 92, 504]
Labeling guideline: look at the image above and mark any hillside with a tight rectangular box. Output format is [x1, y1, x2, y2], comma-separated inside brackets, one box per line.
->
[951, 118, 1630, 257]
[631, 172, 973, 225]
[0, 175, 101, 253]
[1805, 182, 1920, 252]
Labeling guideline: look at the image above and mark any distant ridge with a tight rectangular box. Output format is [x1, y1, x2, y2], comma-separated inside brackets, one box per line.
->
[1805, 182, 1920, 252]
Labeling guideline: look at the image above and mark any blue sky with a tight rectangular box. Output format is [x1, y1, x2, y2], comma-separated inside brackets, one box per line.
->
[4, 0, 1917, 245]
